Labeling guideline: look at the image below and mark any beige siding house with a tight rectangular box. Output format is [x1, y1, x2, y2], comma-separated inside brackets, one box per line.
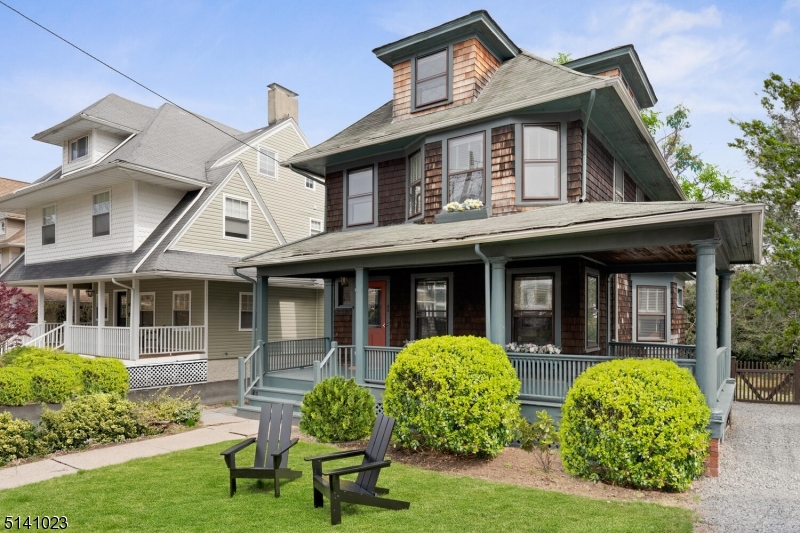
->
[0, 87, 326, 388]
[0, 177, 28, 272]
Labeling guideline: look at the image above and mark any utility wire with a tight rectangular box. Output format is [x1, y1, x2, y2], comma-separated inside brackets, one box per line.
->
[0, 0, 285, 169]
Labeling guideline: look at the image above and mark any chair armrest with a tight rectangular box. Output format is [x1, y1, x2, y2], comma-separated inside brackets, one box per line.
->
[323, 460, 391, 477]
[304, 448, 366, 462]
[271, 438, 300, 459]
[220, 437, 256, 457]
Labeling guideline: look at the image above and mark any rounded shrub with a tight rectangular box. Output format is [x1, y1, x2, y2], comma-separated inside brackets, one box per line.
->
[0, 367, 33, 406]
[81, 358, 129, 395]
[383, 335, 521, 457]
[8, 347, 84, 368]
[0, 412, 39, 466]
[30, 363, 83, 404]
[560, 358, 711, 492]
[300, 376, 376, 442]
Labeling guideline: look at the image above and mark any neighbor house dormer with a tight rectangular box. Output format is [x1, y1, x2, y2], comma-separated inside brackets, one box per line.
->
[373, 10, 520, 121]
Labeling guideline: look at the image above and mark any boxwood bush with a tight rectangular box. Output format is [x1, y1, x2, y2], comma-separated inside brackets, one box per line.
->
[383, 335, 521, 457]
[30, 363, 84, 404]
[300, 376, 375, 442]
[82, 358, 129, 395]
[0, 367, 33, 406]
[0, 412, 39, 466]
[560, 358, 711, 492]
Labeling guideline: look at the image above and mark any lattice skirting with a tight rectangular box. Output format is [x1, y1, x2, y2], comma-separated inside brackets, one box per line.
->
[374, 402, 384, 415]
[127, 360, 208, 390]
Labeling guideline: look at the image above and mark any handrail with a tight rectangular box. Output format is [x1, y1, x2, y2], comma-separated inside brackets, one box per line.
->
[25, 323, 65, 349]
[314, 341, 338, 384]
[238, 341, 264, 407]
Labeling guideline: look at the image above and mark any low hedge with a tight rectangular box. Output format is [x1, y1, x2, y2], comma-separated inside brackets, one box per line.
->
[300, 377, 375, 442]
[0, 367, 33, 406]
[82, 358, 129, 395]
[0, 413, 39, 466]
[30, 364, 84, 404]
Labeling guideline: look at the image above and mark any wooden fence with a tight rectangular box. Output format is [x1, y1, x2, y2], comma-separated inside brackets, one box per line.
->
[731, 357, 799, 404]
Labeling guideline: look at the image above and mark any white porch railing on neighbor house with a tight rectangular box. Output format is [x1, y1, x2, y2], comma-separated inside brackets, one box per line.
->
[61, 325, 205, 360]
[608, 341, 696, 359]
[139, 326, 205, 356]
[69, 325, 98, 355]
[23, 324, 65, 351]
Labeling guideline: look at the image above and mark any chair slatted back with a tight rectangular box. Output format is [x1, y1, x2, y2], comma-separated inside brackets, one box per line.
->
[254, 403, 294, 469]
[355, 414, 395, 493]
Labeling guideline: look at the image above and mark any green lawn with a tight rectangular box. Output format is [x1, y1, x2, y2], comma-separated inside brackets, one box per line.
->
[0, 441, 694, 532]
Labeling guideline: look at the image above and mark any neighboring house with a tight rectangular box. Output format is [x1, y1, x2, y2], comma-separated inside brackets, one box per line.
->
[0, 85, 326, 389]
[233, 10, 763, 453]
[0, 177, 28, 271]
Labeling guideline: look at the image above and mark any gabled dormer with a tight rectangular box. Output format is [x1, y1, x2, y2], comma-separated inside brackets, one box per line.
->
[372, 10, 520, 121]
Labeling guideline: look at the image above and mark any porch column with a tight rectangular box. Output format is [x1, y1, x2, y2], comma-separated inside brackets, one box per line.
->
[489, 258, 508, 345]
[73, 287, 80, 324]
[323, 279, 334, 352]
[692, 239, 721, 408]
[130, 279, 140, 361]
[37, 285, 45, 323]
[97, 281, 106, 355]
[65, 283, 73, 350]
[255, 275, 269, 375]
[718, 270, 733, 380]
[354, 268, 369, 385]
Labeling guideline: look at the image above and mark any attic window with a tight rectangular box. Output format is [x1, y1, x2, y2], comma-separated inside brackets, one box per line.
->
[70, 135, 88, 162]
[258, 147, 277, 178]
[224, 196, 250, 240]
[415, 49, 448, 107]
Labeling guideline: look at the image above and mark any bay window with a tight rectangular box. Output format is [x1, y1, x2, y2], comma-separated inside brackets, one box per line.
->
[347, 167, 374, 226]
[408, 150, 422, 218]
[447, 132, 485, 204]
[522, 124, 560, 200]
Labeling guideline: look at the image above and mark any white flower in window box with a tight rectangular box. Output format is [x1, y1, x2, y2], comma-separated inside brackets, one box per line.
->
[445, 201, 464, 212]
[462, 199, 484, 211]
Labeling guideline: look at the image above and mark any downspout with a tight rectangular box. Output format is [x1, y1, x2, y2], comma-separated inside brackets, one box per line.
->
[288, 163, 326, 187]
[474, 244, 491, 339]
[579, 89, 597, 203]
[606, 274, 612, 356]
[234, 267, 258, 350]
[111, 278, 132, 291]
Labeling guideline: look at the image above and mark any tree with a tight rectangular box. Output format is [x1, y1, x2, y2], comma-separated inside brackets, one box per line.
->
[551, 52, 572, 65]
[0, 282, 36, 349]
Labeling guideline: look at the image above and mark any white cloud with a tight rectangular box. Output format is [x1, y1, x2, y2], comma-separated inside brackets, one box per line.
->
[621, 2, 722, 38]
[771, 20, 793, 37]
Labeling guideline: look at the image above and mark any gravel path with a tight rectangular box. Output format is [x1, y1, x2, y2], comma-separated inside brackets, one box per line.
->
[695, 402, 800, 532]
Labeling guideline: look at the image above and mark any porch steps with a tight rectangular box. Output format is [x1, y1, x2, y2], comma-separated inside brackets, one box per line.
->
[236, 384, 309, 420]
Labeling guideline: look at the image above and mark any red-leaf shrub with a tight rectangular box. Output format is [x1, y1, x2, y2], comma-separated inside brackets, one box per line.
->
[0, 283, 36, 350]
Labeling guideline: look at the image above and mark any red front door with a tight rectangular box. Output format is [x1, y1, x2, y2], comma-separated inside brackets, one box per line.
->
[368, 280, 387, 346]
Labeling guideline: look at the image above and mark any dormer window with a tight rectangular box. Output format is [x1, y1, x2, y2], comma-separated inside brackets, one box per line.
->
[415, 49, 448, 108]
[70, 135, 88, 162]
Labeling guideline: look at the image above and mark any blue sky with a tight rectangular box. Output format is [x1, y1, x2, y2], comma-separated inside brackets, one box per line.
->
[0, 0, 797, 186]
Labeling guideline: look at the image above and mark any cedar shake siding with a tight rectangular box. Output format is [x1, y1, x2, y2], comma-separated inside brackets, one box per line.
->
[325, 170, 344, 232]
[567, 121, 583, 203]
[585, 132, 614, 202]
[423, 141, 443, 223]
[378, 157, 406, 226]
[616, 274, 633, 342]
[671, 282, 686, 344]
[334, 308, 352, 345]
[490, 124, 516, 215]
[392, 38, 500, 121]
[624, 172, 637, 202]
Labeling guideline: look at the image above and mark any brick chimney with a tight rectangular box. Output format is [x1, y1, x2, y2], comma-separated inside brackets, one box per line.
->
[267, 83, 299, 125]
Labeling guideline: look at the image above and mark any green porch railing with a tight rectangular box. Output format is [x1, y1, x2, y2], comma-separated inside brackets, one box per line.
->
[266, 337, 328, 372]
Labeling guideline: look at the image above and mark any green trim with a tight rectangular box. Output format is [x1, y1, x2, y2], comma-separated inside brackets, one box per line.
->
[565, 45, 657, 109]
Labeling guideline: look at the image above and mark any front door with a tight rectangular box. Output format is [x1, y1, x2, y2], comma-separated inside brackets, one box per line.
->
[115, 291, 128, 327]
[368, 280, 387, 346]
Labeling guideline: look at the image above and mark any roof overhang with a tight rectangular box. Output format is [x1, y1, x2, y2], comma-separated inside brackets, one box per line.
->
[372, 10, 519, 66]
[33, 113, 140, 146]
[565, 45, 657, 109]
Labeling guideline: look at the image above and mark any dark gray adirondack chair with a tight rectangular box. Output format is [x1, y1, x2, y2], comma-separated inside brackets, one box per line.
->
[220, 403, 301, 497]
[304, 413, 410, 525]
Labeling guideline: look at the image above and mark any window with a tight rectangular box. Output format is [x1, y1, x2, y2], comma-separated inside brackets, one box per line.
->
[258, 146, 277, 178]
[415, 49, 448, 107]
[448, 133, 484, 204]
[224, 196, 250, 239]
[347, 167, 374, 226]
[305, 177, 315, 190]
[239, 293, 253, 331]
[614, 160, 624, 202]
[70, 135, 88, 162]
[522, 125, 559, 200]
[586, 272, 600, 348]
[173, 291, 191, 326]
[42, 205, 56, 245]
[636, 187, 644, 202]
[414, 278, 448, 339]
[407, 150, 423, 218]
[309, 218, 323, 235]
[140, 293, 155, 327]
[677, 287, 684, 308]
[92, 191, 110, 237]
[512, 275, 554, 344]
[0, 220, 5, 234]
[638, 286, 666, 341]
[336, 279, 354, 308]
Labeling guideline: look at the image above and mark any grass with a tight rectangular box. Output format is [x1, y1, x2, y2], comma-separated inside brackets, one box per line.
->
[0, 441, 694, 532]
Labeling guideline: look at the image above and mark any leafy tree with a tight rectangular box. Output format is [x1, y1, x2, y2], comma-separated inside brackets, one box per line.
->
[551, 52, 572, 65]
[0, 283, 36, 350]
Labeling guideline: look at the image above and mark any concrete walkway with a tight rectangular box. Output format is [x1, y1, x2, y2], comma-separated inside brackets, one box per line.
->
[0, 407, 257, 490]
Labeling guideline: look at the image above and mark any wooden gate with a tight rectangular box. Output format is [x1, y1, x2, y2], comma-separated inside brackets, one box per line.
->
[731, 357, 800, 404]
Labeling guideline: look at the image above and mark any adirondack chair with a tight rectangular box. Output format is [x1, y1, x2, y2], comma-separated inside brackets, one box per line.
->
[220, 403, 301, 497]
[304, 413, 410, 525]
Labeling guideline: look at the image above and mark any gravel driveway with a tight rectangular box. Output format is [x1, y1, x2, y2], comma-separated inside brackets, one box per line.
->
[695, 402, 800, 532]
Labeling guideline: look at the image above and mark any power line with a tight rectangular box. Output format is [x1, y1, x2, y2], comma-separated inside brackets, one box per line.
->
[0, 0, 284, 169]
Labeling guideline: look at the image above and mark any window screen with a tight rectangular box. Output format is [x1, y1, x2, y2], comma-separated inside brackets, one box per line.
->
[448, 133, 484, 204]
[415, 49, 447, 107]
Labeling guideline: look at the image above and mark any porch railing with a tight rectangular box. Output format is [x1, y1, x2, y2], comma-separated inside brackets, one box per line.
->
[365, 346, 403, 383]
[238, 341, 264, 407]
[267, 337, 328, 372]
[139, 326, 205, 355]
[609, 341, 695, 359]
[507, 353, 611, 401]
[69, 325, 97, 355]
[314, 343, 355, 383]
[20, 324, 65, 351]
[101, 327, 131, 360]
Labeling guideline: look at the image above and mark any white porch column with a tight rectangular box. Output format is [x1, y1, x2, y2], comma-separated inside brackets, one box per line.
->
[65, 283, 73, 350]
[692, 239, 721, 408]
[130, 279, 140, 361]
[37, 285, 45, 324]
[97, 281, 106, 355]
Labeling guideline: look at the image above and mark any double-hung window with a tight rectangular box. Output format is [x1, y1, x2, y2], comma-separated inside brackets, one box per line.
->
[239, 293, 253, 331]
[408, 150, 422, 218]
[224, 196, 250, 239]
[614, 160, 624, 202]
[305, 177, 315, 190]
[0, 220, 5, 235]
[512, 275, 554, 344]
[42, 205, 56, 245]
[173, 291, 191, 326]
[415, 49, 448, 107]
[677, 287, 684, 308]
[522, 125, 560, 200]
[447, 133, 485, 204]
[258, 147, 277, 178]
[93, 191, 110, 237]
[140, 293, 155, 327]
[70, 135, 88, 162]
[309, 218, 323, 235]
[586, 272, 600, 348]
[347, 167, 374, 226]
[637, 286, 666, 341]
[414, 278, 448, 339]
